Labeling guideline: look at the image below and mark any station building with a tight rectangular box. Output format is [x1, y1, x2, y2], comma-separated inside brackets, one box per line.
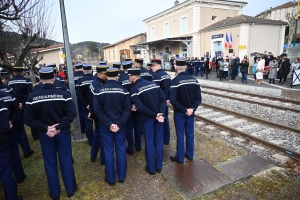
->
[136, 0, 288, 67]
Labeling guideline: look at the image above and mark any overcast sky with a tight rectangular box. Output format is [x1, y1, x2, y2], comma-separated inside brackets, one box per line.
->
[52, 0, 291, 44]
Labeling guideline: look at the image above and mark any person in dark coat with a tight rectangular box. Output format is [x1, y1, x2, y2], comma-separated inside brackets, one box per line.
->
[278, 57, 289, 85]
[204, 58, 210, 79]
[93, 68, 131, 186]
[24, 68, 77, 199]
[169, 58, 201, 163]
[0, 100, 22, 200]
[240, 56, 249, 84]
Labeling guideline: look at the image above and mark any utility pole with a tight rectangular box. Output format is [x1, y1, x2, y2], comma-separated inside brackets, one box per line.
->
[59, 0, 83, 140]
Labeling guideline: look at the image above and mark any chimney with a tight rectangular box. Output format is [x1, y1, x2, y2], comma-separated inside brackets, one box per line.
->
[175, 0, 179, 6]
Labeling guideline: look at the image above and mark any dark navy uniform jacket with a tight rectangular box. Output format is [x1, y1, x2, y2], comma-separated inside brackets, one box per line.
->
[131, 79, 166, 121]
[89, 76, 106, 116]
[56, 76, 65, 84]
[0, 69, 8, 77]
[0, 84, 18, 99]
[76, 73, 95, 107]
[118, 73, 131, 92]
[0, 101, 10, 145]
[194, 60, 200, 66]
[0, 91, 20, 128]
[169, 72, 202, 113]
[140, 67, 152, 81]
[93, 80, 131, 129]
[8, 75, 32, 105]
[199, 60, 205, 67]
[74, 71, 84, 85]
[118, 70, 125, 78]
[24, 84, 76, 132]
[33, 80, 69, 93]
[152, 69, 171, 99]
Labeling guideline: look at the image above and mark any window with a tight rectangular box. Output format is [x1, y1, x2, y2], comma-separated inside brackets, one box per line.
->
[151, 27, 155, 40]
[292, 9, 296, 16]
[181, 17, 187, 33]
[164, 23, 169, 37]
[165, 47, 170, 54]
[279, 12, 281, 19]
[274, 13, 277, 19]
[109, 51, 110, 60]
[152, 48, 156, 58]
[113, 50, 115, 59]
[212, 16, 217, 20]
[284, 11, 287, 17]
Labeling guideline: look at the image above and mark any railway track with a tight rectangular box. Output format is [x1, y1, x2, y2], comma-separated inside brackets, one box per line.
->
[201, 89, 300, 113]
[201, 85, 300, 105]
[194, 103, 300, 161]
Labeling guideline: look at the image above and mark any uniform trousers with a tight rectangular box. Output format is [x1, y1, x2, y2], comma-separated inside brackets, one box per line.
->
[31, 127, 39, 140]
[17, 114, 32, 155]
[39, 130, 76, 199]
[81, 105, 93, 146]
[125, 113, 134, 153]
[142, 119, 164, 173]
[132, 111, 142, 151]
[231, 68, 238, 80]
[77, 103, 86, 133]
[200, 66, 205, 77]
[194, 65, 199, 76]
[174, 112, 195, 162]
[163, 107, 170, 145]
[101, 125, 127, 184]
[0, 143, 18, 200]
[9, 128, 25, 181]
[91, 116, 105, 163]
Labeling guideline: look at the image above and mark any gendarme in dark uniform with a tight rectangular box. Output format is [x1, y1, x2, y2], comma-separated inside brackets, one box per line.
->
[113, 62, 124, 77]
[0, 100, 22, 200]
[151, 59, 171, 145]
[93, 68, 131, 186]
[135, 58, 152, 81]
[89, 64, 109, 164]
[8, 67, 33, 158]
[76, 64, 95, 146]
[169, 58, 202, 163]
[24, 68, 77, 199]
[74, 63, 85, 133]
[129, 68, 166, 175]
[118, 61, 136, 154]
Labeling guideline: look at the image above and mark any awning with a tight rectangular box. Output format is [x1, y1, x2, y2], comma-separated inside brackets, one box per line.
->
[135, 36, 193, 46]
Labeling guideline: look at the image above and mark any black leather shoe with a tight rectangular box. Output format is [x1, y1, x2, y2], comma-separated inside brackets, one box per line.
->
[105, 176, 115, 186]
[16, 175, 26, 184]
[100, 162, 105, 165]
[17, 196, 23, 200]
[24, 150, 34, 158]
[185, 154, 193, 161]
[119, 179, 124, 183]
[164, 142, 169, 145]
[49, 193, 59, 200]
[156, 169, 162, 173]
[145, 165, 155, 175]
[126, 149, 133, 155]
[67, 184, 78, 198]
[135, 148, 142, 152]
[91, 158, 96, 162]
[170, 156, 184, 164]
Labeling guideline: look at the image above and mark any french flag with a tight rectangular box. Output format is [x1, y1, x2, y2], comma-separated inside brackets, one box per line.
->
[225, 33, 229, 48]
[229, 32, 233, 48]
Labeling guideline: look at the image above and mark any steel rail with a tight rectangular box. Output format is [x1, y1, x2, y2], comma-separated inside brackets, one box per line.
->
[195, 114, 300, 161]
[202, 91, 300, 113]
[201, 103, 300, 134]
[201, 85, 300, 105]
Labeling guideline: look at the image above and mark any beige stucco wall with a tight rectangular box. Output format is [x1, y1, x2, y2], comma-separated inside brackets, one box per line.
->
[36, 49, 64, 67]
[147, 7, 194, 41]
[103, 34, 146, 64]
[200, 8, 239, 29]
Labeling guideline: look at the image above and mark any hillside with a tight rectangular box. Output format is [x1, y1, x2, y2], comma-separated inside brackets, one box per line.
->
[71, 41, 110, 59]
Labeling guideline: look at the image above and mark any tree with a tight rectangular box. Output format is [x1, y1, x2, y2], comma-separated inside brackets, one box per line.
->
[0, 0, 38, 21]
[88, 42, 98, 53]
[286, 12, 297, 53]
[0, 0, 54, 84]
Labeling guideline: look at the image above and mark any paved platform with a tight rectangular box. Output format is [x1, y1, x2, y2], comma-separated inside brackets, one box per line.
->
[167, 71, 300, 97]
[161, 154, 273, 199]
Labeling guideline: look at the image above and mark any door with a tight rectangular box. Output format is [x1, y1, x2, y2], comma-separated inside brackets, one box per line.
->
[120, 49, 131, 62]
